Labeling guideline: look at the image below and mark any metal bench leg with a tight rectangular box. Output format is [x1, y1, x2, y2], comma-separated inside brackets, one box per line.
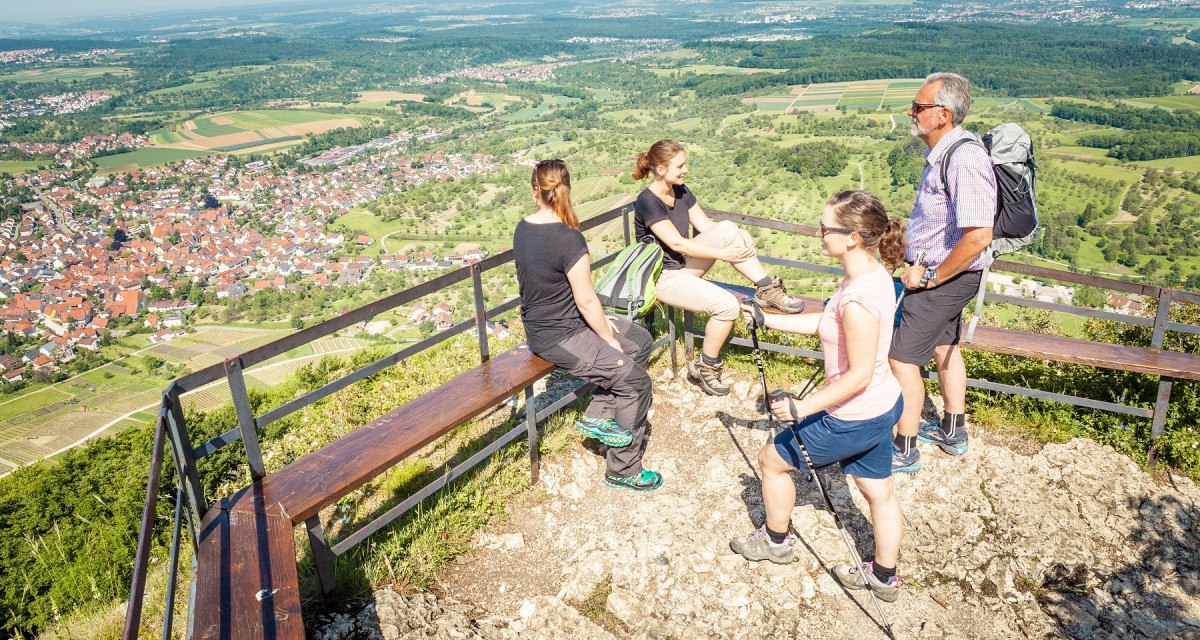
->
[1148, 376, 1174, 466]
[305, 516, 337, 599]
[525, 386, 539, 485]
[668, 306, 678, 374]
[683, 310, 695, 363]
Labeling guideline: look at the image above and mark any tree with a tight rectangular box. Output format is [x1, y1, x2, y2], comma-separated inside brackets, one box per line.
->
[418, 320, 435, 337]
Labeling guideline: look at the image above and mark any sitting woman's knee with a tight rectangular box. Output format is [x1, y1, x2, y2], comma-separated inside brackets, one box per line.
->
[711, 296, 740, 322]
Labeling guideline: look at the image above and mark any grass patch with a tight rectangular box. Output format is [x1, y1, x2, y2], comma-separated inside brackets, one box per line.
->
[92, 147, 210, 171]
[0, 160, 47, 174]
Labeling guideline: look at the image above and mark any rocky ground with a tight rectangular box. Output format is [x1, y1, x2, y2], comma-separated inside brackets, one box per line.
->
[314, 365, 1200, 640]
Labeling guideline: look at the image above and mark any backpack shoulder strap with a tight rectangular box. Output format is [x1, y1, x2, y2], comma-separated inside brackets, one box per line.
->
[939, 137, 986, 196]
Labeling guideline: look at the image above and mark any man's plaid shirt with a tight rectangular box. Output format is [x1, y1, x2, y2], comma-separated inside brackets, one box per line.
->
[905, 126, 997, 272]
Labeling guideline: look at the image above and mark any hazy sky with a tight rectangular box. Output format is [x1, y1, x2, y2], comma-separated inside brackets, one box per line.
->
[2, 0, 325, 22]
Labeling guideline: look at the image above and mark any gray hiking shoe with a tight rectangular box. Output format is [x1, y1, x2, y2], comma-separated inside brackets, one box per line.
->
[687, 357, 730, 396]
[833, 561, 903, 603]
[753, 277, 806, 314]
[730, 525, 796, 564]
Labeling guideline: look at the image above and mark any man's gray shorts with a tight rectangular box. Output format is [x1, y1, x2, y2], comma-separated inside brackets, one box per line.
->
[889, 269, 982, 366]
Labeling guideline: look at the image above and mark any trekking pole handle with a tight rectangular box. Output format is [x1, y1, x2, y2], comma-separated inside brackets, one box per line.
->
[768, 388, 801, 422]
[751, 300, 766, 329]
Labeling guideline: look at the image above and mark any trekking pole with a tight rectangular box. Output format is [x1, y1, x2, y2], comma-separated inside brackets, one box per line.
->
[745, 299, 775, 436]
[770, 390, 897, 640]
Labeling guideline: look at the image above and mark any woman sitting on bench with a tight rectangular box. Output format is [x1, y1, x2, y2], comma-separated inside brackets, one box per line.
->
[632, 139, 807, 397]
[513, 159, 662, 492]
[729, 190, 907, 602]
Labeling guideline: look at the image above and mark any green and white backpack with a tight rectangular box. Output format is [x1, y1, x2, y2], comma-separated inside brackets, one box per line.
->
[595, 237, 664, 318]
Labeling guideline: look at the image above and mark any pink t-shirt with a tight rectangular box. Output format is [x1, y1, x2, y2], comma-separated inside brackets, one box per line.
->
[816, 264, 902, 421]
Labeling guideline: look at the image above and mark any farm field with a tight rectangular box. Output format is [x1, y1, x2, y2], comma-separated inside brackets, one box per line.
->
[742, 78, 924, 113]
[1122, 95, 1200, 112]
[0, 160, 48, 174]
[498, 94, 582, 123]
[0, 66, 132, 82]
[647, 64, 786, 76]
[150, 109, 363, 152]
[0, 325, 345, 474]
[1133, 155, 1200, 171]
[92, 147, 210, 172]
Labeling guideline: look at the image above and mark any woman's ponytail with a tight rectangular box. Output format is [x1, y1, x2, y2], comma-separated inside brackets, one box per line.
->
[632, 152, 652, 180]
[879, 218, 906, 271]
[531, 159, 578, 228]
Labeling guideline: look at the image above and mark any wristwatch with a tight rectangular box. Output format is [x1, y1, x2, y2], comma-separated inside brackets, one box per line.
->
[919, 267, 938, 288]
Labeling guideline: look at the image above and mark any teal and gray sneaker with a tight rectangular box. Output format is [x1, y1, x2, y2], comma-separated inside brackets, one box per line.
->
[576, 416, 633, 447]
[917, 420, 969, 455]
[891, 443, 921, 475]
[604, 469, 662, 492]
[729, 525, 796, 565]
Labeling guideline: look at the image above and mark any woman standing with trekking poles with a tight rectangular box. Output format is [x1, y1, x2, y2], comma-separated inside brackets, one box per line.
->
[513, 159, 662, 493]
[730, 190, 908, 603]
[632, 139, 807, 397]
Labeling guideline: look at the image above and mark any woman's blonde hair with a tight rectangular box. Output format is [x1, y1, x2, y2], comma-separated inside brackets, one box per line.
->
[532, 159, 578, 228]
[632, 139, 686, 181]
[826, 190, 905, 270]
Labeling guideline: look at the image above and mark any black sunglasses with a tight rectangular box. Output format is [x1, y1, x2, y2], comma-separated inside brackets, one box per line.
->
[910, 101, 944, 114]
[819, 222, 854, 237]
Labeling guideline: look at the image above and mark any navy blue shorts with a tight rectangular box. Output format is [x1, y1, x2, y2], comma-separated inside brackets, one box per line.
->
[773, 396, 903, 480]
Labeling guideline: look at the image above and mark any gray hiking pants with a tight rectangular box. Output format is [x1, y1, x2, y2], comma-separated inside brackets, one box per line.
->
[536, 316, 654, 477]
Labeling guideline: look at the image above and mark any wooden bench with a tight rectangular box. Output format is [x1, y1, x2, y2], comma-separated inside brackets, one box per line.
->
[190, 345, 556, 639]
[687, 280, 1200, 447]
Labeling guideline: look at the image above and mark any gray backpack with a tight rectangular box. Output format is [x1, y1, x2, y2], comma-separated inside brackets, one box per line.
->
[939, 123, 1039, 341]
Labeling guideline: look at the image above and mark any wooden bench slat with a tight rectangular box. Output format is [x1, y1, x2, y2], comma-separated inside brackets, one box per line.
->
[192, 507, 303, 640]
[709, 280, 1200, 380]
[967, 326, 1200, 381]
[258, 346, 554, 525]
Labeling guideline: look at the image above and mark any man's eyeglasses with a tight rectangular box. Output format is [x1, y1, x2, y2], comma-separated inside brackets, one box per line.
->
[819, 223, 854, 237]
[910, 101, 944, 114]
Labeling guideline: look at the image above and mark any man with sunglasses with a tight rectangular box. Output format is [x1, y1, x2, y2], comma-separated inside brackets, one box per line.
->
[890, 72, 996, 474]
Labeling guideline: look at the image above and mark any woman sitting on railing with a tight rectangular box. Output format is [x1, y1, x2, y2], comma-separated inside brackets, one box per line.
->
[729, 190, 907, 602]
[633, 139, 807, 397]
[513, 159, 662, 492]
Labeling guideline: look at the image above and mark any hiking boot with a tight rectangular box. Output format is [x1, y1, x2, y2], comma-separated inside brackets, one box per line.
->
[833, 561, 903, 603]
[575, 416, 633, 447]
[918, 420, 969, 455]
[891, 442, 921, 475]
[604, 469, 662, 492]
[687, 357, 730, 396]
[729, 525, 796, 565]
[753, 277, 807, 314]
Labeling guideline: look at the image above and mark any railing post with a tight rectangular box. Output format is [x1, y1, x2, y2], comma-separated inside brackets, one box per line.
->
[122, 410, 168, 640]
[472, 264, 489, 363]
[1148, 290, 1174, 464]
[225, 358, 267, 481]
[622, 206, 631, 246]
[525, 386, 539, 485]
[164, 386, 206, 538]
[161, 485, 185, 640]
[305, 516, 337, 598]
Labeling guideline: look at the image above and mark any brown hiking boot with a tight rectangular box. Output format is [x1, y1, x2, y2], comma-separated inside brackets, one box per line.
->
[688, 357, 730, 396]
[753, 277, 806, 314]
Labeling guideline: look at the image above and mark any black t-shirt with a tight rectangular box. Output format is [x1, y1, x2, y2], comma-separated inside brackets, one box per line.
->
[634, 184, 697, 270]
[513, 218, 590, 353]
